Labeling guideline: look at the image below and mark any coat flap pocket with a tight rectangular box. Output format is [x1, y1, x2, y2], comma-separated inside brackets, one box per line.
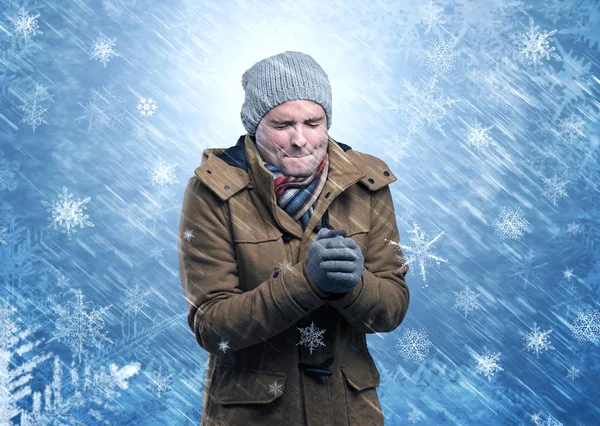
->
[209, 365, 287, 405]
[231, 215, 282, 243]
[341, 350, 380, 391]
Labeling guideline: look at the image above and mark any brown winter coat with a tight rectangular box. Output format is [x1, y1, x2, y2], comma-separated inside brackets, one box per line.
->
[178, 133, 410, 426]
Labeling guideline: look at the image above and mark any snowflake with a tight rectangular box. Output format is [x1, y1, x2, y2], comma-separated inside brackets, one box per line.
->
[511, 17, 561, 67]
[132, 123, 146, 140]
[91, 33, 118, 67]
[268, 380, 284, 397]
[562, 267, 574, 281]
[408, 407, 423, 423]
[474, 347, 504, 381]
[382, 134, 410, 165]
[19, 100, 48, 132]
[388, 75, 458, 136]
[395, 328, 433, 363]
[453, 285, 481, 318]
[8, 7, 42, 41]
[566, 221, 581, 235]
[146, 366, 172, 398]
[297, 321, 326, 355]
[124, 281, 151, 316]
[388, 222, 447, 288]
[417, 1, 445, 34]
[137, 97, 159, 117]
[182, 229, 194, 242]
[541, 174, 568, 206]
[48, 289, 113, 363]
[150, 158, 178, 188]
[530, 411, 563, 426]
[570, 310, 600, 345]
[492, 206, 530, 241]
[555, 113, 586, 146]
[218, 339, 230, 353]
[0, 150, 20, 191]
[277, 259, 293, 273]
[78, 84, 126, 134]
[423, 38, 459, 75]
[41, 186, 95, 240]
[509, 249, 547, 289]
[566, 366, 580, 381]
[0, 226, 6, 245]
[466, 120, 494, 151]
[522, 322, 554, 358]
[149, 246, 163, 260]
[55, 271, 71, 289]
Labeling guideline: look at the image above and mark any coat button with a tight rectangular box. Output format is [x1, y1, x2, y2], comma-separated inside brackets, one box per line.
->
[282, 233, 291, 242]
[368, 178, 375, 184]
[224, 185, 229, 190]
[207, 169, 212, 174]
[383, 171, 389, 176]
[325, 192, 331, 198]
[273, 271, 279, 278]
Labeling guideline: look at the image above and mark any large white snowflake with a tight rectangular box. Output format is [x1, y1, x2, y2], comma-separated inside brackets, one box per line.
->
[91, 33, 118, 67]
[492, 206, 530, 241]
[453, 285, 481, 318]
[466, 120, 494, 151]
[423, 38, 459, 75]
[570, 310, 600, 345]
[182, 228, 194, 242]
[150, 158, 178, 188]
[388, 222, 447, 288]
[541, 174, 568, 206]
[41, 186, 95, 240]
[522, 322, 554, 358]
[511, 17, 561, 67]
[388, 75, 458, 136]
[19, 100, 48, 132]
[395, 328, 433, 363]
[474, 347, 503, 381]
[137, 97, 159, 117]
[297, 321, 326, 355]
[8, 7, 42, 41]
[48, 289, 113, 363]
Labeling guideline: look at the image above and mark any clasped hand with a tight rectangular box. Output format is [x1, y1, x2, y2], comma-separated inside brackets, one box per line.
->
[306, 228, 365, 294]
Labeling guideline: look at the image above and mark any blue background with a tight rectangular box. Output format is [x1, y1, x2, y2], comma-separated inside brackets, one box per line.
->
[1, 0, 599, 424]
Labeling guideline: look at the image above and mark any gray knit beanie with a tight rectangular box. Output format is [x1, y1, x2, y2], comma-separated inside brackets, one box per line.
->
[240, 51, 332, 136]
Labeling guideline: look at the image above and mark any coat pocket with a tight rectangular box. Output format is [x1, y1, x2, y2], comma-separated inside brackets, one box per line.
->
[341, 350, 384, 426]
[205, 364, 287, 426]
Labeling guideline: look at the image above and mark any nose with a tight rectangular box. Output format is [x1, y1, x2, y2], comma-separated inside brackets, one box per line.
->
[290, 127, 308, 148]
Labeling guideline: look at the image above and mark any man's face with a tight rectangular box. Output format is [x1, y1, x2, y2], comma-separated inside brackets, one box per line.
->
[254, 100, 328, 177]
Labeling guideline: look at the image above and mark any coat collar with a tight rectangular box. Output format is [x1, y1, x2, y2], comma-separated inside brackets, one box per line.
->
[194, 134, 397, 239]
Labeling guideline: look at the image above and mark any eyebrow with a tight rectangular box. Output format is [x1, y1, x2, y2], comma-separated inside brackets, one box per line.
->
[269, 116, 325, 125]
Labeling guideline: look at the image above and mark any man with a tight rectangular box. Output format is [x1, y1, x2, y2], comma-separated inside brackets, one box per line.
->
[178, 51, 410, 426]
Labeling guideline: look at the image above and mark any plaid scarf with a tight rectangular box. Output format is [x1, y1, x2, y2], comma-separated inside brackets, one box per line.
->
[263, 153, 329, 230]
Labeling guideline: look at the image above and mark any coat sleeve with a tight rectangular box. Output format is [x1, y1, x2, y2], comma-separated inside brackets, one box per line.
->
[178, 177, 327, 355]
[319, 184, 410, 334]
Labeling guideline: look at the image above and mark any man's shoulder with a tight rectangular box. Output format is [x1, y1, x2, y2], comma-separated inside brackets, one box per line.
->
[342, 145, 397, 191]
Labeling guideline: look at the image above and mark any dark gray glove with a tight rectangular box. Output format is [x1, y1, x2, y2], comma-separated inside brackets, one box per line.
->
[306, 228, 365, 294]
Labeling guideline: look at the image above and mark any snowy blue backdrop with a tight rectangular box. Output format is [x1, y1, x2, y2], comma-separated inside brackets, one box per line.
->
[1, 0, 599, 424]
